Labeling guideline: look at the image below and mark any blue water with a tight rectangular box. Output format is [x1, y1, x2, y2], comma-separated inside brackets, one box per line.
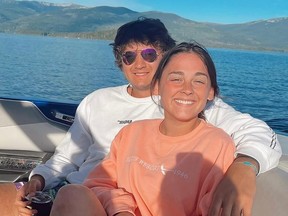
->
[0, 33, 287, 136]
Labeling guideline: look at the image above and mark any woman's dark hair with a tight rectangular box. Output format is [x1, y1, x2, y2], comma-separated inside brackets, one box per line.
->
[151, 41, 219, 119]
[110, 17, 176, 68]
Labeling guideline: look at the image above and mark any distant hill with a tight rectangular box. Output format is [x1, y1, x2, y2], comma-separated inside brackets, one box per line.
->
[1, 0, 287, 52]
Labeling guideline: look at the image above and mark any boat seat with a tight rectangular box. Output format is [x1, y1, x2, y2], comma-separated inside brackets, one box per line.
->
[0, 99, 69, 182]
[252, 134, 288, 216]
[0, 99, 69, 152]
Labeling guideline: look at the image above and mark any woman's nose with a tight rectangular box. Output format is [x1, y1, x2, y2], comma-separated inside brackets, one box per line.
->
[181, 82, 193, 95]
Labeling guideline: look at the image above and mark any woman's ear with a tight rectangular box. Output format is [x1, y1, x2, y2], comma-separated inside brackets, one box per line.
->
[152, 80, 160, 95]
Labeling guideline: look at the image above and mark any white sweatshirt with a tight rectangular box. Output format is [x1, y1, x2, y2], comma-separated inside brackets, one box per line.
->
[30, 84, 282, 190]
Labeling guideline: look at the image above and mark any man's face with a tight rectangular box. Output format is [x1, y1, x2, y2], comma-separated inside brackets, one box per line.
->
[121, 43, 163, 98]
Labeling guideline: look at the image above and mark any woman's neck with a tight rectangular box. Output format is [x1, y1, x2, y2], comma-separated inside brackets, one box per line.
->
[160, 118, 201, 137]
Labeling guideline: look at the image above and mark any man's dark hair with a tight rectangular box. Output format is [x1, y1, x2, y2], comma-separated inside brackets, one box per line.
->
[110, 17, 176, 68]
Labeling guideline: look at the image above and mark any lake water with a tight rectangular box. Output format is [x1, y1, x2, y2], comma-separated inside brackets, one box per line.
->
[0, 33, 287, 136]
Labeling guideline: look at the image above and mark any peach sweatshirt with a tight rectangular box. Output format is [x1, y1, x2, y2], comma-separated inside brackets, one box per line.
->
[84, 119, 235, 216]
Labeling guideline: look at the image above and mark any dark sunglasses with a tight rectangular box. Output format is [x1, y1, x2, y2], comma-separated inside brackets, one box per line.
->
[122, 48, 158, 65]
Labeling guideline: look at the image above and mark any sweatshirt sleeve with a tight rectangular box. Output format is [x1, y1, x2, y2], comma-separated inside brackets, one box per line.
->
[29, 96, 94, 189]
[204, 97, 282, 173]
[84, 131, 138, 216]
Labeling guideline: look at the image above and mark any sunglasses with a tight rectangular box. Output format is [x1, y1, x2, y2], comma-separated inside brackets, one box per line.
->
[122, 48, 159, 65]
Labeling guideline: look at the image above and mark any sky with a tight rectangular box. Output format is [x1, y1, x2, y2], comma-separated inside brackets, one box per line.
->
[33, 0, 288, 24]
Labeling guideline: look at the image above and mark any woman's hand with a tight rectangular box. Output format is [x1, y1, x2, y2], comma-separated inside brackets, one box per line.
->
[208, 157, 257, 216]
[15, 175, 45, 216]
[15, 196, 37, 216]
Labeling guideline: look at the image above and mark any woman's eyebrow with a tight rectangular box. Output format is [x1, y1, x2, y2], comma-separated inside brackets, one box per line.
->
[168, 71, 184, 75]
[195, 72, 208, 77]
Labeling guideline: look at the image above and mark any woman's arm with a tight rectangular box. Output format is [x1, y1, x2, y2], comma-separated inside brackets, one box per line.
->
[84, 131, 137, 216]
[208, 156, 257, 216]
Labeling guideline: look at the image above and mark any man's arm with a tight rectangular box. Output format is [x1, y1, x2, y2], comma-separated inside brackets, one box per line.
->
[204, 97, 282, 173]
[29, 96, 94, 189]
[205, 97, 282, 216]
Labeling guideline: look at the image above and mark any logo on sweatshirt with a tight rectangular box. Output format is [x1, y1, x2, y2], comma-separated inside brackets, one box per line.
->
[118, 120, 132, 124]
[160, 164, 173, 175]
[126, 156, 190, 180]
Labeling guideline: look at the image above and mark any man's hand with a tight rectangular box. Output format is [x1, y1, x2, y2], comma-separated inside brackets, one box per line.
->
[22, 175, 45, 195]
[208, 156, 257, 216]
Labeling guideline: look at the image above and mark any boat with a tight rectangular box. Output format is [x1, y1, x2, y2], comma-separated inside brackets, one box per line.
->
[0, 97, 76, 182]
[0, 97, 287, 215]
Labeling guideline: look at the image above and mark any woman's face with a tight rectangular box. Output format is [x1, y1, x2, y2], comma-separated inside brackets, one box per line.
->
[159, 52, 214, 124]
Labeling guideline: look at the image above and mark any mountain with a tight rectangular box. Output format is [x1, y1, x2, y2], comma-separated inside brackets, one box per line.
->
[0, 1, 287, 52]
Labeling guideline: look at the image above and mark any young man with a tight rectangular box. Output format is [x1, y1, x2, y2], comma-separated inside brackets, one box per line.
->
[14, 17, 281, 216]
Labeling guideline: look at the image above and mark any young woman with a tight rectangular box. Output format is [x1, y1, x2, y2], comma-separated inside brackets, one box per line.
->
[50, 42, 236, 216]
